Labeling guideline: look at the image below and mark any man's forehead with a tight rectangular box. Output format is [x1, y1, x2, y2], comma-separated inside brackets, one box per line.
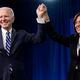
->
[0, 7, 14, 16]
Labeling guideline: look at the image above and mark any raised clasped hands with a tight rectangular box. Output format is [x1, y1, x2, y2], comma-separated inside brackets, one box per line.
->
[36, 3, 49, 21]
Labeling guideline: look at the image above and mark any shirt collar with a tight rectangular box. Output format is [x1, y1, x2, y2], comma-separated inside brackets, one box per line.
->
[1, 28, 12, 34]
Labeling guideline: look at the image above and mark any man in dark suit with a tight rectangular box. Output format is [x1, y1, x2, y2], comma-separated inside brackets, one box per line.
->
[36, 3, 80, 80]
[0, 6, 45, 80]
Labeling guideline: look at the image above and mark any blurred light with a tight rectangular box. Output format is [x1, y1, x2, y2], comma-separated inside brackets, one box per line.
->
[43, 0, 57, 2]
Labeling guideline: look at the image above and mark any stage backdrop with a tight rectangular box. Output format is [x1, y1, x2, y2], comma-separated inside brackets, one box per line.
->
[0, 0, 80, 80]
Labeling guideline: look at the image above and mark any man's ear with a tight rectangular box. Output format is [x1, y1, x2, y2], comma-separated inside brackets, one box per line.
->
[12, 16, 15, 23]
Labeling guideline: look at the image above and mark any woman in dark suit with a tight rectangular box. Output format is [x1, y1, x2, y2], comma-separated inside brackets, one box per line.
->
[36, 3, 80, 80]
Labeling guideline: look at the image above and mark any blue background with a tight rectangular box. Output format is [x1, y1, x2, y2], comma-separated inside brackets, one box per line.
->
[0, 0, 80, 80]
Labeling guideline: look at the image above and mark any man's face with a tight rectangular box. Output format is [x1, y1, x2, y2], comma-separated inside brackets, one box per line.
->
[0, 7, 14, 30]
[75, 16, 80, 33]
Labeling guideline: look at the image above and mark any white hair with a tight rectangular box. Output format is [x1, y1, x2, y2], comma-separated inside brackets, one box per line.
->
[0, 7, 14, 17]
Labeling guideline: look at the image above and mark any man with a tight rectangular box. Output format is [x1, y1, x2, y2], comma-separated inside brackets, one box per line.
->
[36, 3, 80, 80]
[0, 6, 45, 80]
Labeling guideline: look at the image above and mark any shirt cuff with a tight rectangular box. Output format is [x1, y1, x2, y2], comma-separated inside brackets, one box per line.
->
[36, 18, 50, 24]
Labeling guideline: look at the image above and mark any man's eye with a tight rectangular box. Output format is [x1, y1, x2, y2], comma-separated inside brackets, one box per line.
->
[0, 16, 2, 18]
[5, 16, 9, 17]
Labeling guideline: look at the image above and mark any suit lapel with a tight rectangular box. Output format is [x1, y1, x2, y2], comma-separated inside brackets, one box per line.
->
[11, 28, 16, 44]
[73, 34, 79, 57]
[75, 34, 79, 45]
[0, 29, 4, 49]
[10, 28, 17, 55]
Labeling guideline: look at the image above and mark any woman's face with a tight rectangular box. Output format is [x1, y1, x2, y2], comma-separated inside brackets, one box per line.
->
[75, 16, 80, 33]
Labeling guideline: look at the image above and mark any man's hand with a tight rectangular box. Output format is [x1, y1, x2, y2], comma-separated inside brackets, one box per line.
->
[36, 3, 49, 21]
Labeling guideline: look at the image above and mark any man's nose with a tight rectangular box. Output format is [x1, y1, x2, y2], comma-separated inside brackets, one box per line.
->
[2, 17, 6, 20]
[1, 17, 6, 22]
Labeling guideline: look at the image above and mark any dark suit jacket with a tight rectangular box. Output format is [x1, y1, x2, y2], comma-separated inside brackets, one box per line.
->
[39, 22, 80, 80]
[0, 24, 45, 80]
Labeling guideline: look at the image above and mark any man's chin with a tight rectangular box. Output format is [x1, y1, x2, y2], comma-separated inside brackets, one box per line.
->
[2, 26, 8, 28]
[2, 27, 9, 30]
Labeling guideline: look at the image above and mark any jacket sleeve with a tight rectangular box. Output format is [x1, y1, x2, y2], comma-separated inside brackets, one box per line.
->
[24, 23, 46, 44]
[40, 22, 72, 47]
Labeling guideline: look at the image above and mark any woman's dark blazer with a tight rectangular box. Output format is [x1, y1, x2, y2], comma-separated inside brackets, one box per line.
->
[39, 22, 80, 80]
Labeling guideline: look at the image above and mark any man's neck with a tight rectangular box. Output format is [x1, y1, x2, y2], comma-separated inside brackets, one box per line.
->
[1, 27, 12, 33]
[3, 27, 12, 32]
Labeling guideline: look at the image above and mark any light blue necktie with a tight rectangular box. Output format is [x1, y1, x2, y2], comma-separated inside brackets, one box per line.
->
[6, 32, 11, 55]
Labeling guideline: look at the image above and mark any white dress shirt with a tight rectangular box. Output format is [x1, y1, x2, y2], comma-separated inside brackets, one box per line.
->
[1, 28, 12, 49]
[77, 37, 80, 56]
